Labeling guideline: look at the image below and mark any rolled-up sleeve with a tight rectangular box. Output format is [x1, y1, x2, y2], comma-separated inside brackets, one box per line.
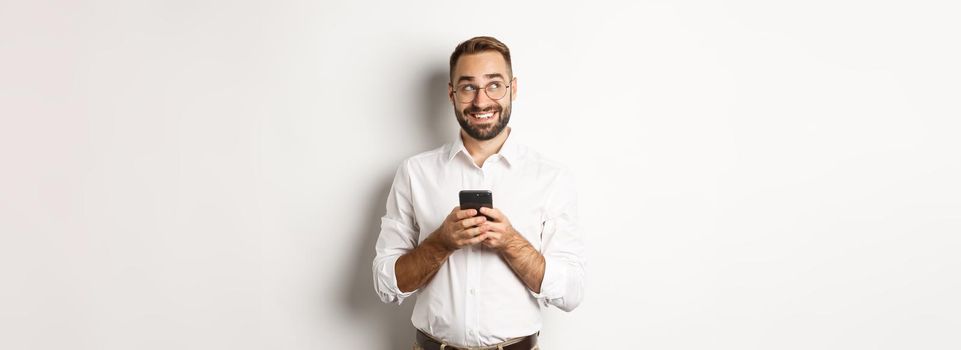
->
[530, 169, 586, 312]
[372, 160, 419, 305]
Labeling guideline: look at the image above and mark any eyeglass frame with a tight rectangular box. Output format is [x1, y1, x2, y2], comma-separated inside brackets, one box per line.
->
[450, 77, 515, 103]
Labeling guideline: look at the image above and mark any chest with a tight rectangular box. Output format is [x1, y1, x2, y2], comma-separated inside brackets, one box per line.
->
[408, 160, 552, 249]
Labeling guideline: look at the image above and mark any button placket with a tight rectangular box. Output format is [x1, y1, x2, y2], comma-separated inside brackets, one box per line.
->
[464, 244, 475, 345]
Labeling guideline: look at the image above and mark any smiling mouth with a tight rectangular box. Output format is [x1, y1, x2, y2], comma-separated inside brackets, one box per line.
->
[468, 111, 497, 122]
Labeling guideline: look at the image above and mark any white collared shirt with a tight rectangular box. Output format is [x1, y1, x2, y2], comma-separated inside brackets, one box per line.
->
[373, 129, 586, 347]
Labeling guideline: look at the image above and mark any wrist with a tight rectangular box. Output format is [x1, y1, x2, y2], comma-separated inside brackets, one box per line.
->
[498, 229, 526, 256]
[425, 232, 456, 254]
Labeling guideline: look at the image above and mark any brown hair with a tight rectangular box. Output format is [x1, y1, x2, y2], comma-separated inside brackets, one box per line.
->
[449, 36, 512, 82]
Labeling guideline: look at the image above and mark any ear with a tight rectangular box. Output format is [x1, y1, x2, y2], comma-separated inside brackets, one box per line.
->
[448, 82, 455, 104]
[510, 77, 518, 102]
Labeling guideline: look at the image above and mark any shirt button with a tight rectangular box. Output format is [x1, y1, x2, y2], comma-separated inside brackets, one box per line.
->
[468, 330, 475, 337]
[470, 288, 476, 295]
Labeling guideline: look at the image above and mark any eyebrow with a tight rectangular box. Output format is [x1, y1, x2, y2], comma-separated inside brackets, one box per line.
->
[456, 73, 507, 84]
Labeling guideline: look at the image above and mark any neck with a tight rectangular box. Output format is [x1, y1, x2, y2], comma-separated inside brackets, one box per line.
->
[461, 127, 510, 168]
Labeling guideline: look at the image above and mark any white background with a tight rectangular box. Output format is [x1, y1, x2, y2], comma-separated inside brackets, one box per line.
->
[2, 1, 959, 349]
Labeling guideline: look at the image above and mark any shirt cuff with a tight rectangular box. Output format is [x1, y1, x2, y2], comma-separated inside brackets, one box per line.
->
[375, 255, 417, 304]
[529, 256, 567, 303]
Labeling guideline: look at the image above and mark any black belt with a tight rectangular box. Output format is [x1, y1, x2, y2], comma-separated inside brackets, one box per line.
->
[416, 330, 538, 350]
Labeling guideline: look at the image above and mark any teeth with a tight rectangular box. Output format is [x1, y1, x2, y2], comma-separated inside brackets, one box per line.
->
[474, 112, 494, 119]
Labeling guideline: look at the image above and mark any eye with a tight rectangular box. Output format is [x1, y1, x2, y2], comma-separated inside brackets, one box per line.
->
[488, 82, 502, 90]
[460, 85, 477, 92]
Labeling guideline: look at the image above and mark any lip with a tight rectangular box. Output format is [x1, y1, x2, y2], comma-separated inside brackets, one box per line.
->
[468, 111, 498, 123]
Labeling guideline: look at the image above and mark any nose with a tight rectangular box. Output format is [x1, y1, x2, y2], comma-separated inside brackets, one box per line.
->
[472, 88, 494, 106]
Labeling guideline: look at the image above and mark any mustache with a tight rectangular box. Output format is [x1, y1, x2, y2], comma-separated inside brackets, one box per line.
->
[464, 104, 502, 114]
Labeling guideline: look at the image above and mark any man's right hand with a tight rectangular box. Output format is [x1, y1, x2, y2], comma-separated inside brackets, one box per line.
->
[429, 206, 490, 252]
[395, 206, 489, 292]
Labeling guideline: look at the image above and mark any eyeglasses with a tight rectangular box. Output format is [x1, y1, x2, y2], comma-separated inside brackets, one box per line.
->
[452, 80, 512, 103]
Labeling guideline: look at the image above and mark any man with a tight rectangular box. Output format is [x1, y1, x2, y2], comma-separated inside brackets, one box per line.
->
[373, 36, 586, 350]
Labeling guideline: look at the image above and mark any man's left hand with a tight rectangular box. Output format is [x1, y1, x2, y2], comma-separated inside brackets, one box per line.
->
[477, 207, 522, 251]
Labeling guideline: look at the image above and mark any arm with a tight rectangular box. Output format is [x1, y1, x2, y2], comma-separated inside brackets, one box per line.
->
[394, 233, 451, 293]
[396, 208, 491, 292]
[373, 160, 491, 303]
[477, 170, 586, 311]
[372, 161, 421, 304]
[475, 206, 546, 293]
[498, 230, 546, 294]
[531, 170, 586, 312]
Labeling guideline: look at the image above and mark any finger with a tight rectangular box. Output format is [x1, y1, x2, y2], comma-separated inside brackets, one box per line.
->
[455, 208, 477, 220]
[455, 226, 480, 238]
[479, 207, 503, 221]
[447, 206, 460, 220]
[477, 224, 494, 235]
[481, 238, 495, 248]
[479, 222, 501, 234]
[467, 232, 490, 245]
[470, 225, 487, 237]
[459, 216, 487, 228]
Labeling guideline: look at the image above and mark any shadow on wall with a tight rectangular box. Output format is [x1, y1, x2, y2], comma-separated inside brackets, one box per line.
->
[422, 67, 458, 148]
[340, 64, 452, 350]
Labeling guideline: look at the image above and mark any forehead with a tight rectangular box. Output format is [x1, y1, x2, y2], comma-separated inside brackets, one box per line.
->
[452, 51, 510, 81]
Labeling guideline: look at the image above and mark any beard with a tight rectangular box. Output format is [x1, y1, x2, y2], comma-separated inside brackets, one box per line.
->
[454, 102, 512, 141]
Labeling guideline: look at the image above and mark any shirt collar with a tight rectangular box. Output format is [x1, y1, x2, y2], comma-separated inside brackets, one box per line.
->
[446, 128, 522, 166]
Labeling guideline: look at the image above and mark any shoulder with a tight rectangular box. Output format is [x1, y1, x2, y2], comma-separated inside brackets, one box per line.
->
[396, 144, 449, 174]
[519, 145, 573, 181]
[517, 146, 578, 212]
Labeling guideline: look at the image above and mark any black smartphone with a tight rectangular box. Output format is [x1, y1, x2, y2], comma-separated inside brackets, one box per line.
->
[459, 190, 493, 219]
